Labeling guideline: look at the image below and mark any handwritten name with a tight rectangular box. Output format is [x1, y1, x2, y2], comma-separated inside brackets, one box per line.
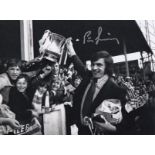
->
[83, 26, 120, 45]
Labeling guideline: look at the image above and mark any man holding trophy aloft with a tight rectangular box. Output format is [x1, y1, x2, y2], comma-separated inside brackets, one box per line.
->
[66, 39, 134, 135]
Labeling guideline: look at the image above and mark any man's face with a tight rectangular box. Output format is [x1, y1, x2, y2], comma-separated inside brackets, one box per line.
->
[7, 66, 21, 81]
[53, 62, 59, 75]
[91, 58, 106, 79]
[74, 78, 81, 88]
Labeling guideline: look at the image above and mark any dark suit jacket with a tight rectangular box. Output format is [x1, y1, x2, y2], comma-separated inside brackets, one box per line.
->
[71, 55, 132, 134]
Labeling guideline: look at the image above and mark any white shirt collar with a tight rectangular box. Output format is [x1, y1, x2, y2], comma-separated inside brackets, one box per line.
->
[95, 74, 109, 88]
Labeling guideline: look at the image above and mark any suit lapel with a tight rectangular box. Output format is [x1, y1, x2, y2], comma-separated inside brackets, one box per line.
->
[91, 78, 112, 113]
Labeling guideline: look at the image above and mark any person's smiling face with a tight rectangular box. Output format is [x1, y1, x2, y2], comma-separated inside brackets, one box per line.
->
[7, 66, 21, 81]
[91, 58, 106, 79]
[16, 77, 28, 93]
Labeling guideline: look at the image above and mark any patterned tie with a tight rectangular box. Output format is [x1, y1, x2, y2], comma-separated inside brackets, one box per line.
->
[82, 79, 97, 117]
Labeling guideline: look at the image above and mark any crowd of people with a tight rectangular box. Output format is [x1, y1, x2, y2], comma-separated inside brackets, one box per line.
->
[0, 38, 155, 135]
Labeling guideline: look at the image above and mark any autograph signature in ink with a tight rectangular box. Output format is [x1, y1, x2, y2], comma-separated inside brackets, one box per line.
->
[83, 26, 120, 45]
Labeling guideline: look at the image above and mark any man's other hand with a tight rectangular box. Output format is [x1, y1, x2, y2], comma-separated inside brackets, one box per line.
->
[94, 121, 117, 134]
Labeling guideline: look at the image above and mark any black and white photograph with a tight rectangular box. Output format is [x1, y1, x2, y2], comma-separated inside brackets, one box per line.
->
[0, 20, 155, 135]
[0, 1, 155, 155]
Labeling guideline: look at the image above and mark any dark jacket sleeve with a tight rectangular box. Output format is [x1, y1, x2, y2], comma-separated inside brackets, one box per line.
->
[21, 59, 41, 72]
[70, 55, 88, 79]
[30, 73, 43, 89]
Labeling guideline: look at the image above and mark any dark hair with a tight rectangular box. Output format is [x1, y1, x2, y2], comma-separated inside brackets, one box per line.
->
[16, 74, 30, 85]
[38, 81, 48, 88]
[6, 58, 22, 70]
[91, 51, 114, 76]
